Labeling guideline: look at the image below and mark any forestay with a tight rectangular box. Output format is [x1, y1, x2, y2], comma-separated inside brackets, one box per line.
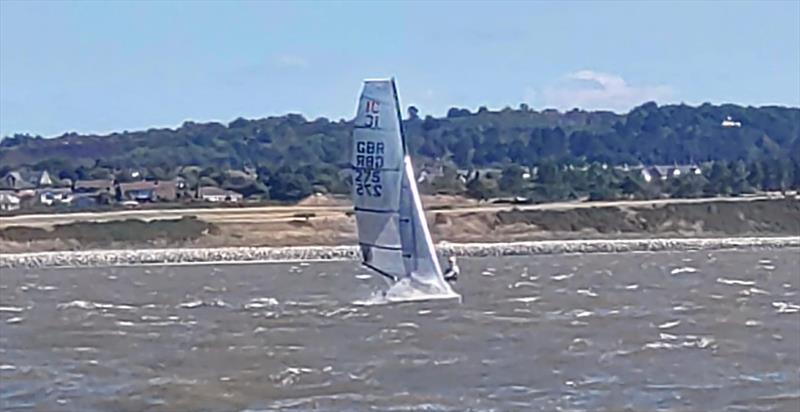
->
[351, 78, 452, 294]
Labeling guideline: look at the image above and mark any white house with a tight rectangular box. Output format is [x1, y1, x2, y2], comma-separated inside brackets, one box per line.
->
[38, 188, 73, 206]
[640, 165, 702, 183]
[0, 191, 21, 211]
[199, 186, 243, 203]
[721, 116, 742, 128]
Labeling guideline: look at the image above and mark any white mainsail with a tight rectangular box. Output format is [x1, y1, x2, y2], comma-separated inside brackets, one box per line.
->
[352, 79, 406, 281]
[352, 78, 455, 297]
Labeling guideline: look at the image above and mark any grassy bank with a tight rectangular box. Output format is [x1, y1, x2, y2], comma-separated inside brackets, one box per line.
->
[0, 217, 216, 251]
[495, 199, 800, 235]
[0, 198, 797, 253]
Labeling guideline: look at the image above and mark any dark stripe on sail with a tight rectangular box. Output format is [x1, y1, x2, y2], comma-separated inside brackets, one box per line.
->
[349, 165, 402, 172]
[353, 125, 385, 130]
[359, 242, 402, 251]
[354, 206, 398, 214]
[363, 262, 399, 282]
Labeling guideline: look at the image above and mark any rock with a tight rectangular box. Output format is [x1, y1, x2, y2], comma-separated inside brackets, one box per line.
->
[0, 237, 797, 269]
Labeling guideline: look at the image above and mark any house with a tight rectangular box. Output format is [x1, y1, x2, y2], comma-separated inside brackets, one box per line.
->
[2, 172, 34, 190]
[118, 180, 178, 202]
[417, 169, 432, 183]
[37, 170, 53, 186]
[721, 116, 742, 128]
[457, 167, 503, 180]
[199, 186, 243, 203]
[0, 191, 21, 211]
[225, 169, 258, 185]
[71, 193, 100, 209]
[640, 168, 655, 183]
[1, 170, 54, 190]
[641, 165, 702, 183]
[672, 165, 703, 177]
[456, 169, 476, 184]
[416, 165, 445, 184]
[74, 179, 114, 194]
[38, 187, 73, 206]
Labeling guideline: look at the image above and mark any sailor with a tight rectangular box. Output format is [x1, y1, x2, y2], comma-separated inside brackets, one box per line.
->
[443, 256, 460, 282]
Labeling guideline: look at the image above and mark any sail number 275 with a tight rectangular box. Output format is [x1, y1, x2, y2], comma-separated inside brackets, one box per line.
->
[354, 140, 384, 197]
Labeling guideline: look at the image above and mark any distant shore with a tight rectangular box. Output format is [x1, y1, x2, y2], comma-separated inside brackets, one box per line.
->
[1, 195, 798, 255]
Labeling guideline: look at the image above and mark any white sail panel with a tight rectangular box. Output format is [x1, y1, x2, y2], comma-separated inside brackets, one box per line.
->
[352, 79, 405, 279]
[399, 156, 453, 294]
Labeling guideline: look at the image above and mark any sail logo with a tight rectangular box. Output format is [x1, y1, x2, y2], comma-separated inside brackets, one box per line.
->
[364, 99, 380, 128]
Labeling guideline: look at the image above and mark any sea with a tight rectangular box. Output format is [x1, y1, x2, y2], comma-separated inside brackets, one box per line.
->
[1, 248, 798, 411]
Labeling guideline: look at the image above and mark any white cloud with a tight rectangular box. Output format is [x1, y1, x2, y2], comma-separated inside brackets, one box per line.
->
[540, 70, 673, 112]
[273, 54, 309, 69]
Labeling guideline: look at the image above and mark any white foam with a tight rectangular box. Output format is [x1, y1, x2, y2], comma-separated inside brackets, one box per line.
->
[57, 300, 117, 310]
[510, 296, 540, 303]
[670, 267, 698, 275]
[354, 278, 460, 306]
[551, 273, 574, 281]
[717, 278, 756, 286]
[658, 320, 681, 329]
[243, 297, 279, 309]
[772, 301, 800, 314]
[177, 300, 203, 309]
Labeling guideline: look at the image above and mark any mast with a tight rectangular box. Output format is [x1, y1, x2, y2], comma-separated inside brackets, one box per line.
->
[390, 77, 408, 155]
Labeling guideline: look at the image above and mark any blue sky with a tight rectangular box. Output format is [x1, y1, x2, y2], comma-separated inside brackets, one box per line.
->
[1, 0, 798, 137]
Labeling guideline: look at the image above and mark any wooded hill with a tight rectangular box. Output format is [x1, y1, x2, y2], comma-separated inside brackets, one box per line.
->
[1, 102, 798, 202]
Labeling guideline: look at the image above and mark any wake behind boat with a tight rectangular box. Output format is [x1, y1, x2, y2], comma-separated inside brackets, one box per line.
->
[351, 78, 460, 303]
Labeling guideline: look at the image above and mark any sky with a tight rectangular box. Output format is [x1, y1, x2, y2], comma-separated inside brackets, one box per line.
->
[1, 0, 798, 137]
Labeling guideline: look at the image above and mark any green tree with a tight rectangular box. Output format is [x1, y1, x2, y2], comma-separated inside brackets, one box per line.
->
[763, 159, 791, 192]
[270, 171, 312, 201]
[621, 175, 646, 198]
[498, 164, 526, 195]
[670, 174, 706, 198]
[536, 159, 562, 186]
[466, 174, 495, 200]
[729, 160, 750, 194]
[705, 162, 732, 195]
[747, 161, 764, 191]
[451, 138, 473, 168]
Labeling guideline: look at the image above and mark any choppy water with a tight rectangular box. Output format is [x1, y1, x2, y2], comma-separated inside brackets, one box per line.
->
[1, 249, 799, 412]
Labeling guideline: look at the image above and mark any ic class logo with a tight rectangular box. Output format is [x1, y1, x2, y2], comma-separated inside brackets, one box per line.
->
[364, 99, 380, 128]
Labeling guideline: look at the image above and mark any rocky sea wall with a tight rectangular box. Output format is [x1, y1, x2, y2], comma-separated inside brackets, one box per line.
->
[1, 236, 798, 269]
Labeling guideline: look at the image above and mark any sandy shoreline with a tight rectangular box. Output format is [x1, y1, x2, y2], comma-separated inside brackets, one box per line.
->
[2, 236, 797, 269]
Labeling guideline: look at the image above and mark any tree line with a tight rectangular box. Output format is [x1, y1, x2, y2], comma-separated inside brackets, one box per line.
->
[1, 102, 798, 202]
